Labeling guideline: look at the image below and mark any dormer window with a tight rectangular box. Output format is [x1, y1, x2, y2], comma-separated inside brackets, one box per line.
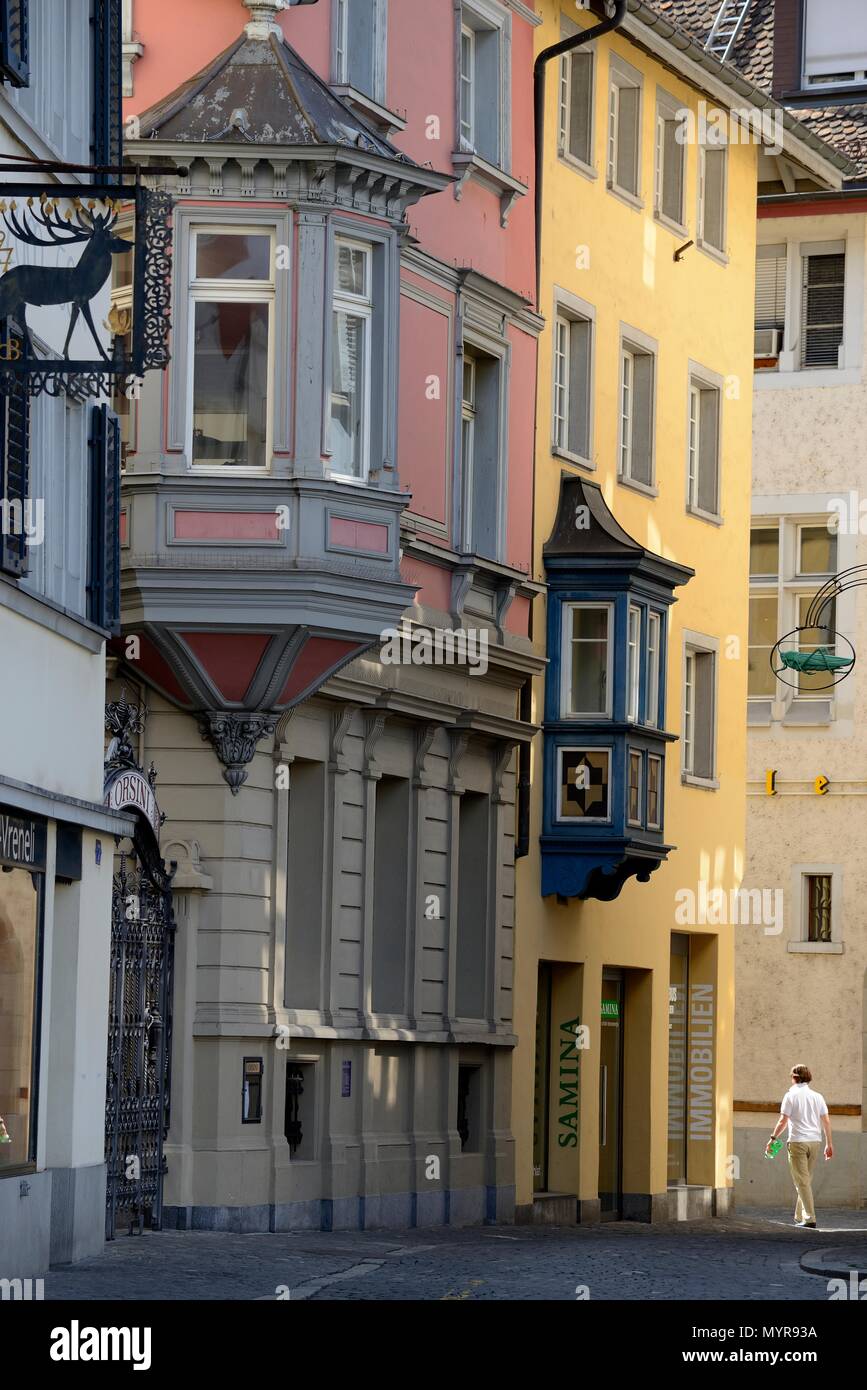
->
[540, 477, 692, 902]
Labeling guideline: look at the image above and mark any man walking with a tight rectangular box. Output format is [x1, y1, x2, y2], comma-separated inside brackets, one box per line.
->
[766, 1065, 833, 1228]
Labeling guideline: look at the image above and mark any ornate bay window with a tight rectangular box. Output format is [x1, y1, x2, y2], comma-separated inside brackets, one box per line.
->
[541, 477, 692, 902]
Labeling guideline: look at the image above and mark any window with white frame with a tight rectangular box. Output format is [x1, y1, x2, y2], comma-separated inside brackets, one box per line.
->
[686, 376, 721, 519]
[801, 244, 845, 369]
[558, 46, 594, 168]
[552, 305, 592, 461]
[458, 1, 508, 169]
[683, 642, 716, 782]
[189, 229, 275, 470]
[627, 604, 640, 722]
[646, 610, 661, 727]
[619, 337, 654, 487]
[561, 602, 611, 718]
[748, 519, 838, 700]
[334, 0, 387, 102]
[607, 58, 641, 198]
[654, 91, 685, 228]
[330, 238, 373, 481]
[460, 344, 503, 560]
[698, 142, 726, 254]
[803, 0, 867, 90]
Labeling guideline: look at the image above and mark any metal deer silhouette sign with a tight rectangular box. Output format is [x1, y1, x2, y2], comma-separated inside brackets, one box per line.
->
[0, 178, 172, 398]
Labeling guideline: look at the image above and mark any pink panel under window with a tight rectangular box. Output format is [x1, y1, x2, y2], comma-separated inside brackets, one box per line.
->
[328, 517, 389, 554]
[173, 511, 280, 542]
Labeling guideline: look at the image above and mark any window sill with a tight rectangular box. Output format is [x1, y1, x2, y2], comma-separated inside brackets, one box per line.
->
[330, 84, 407, 136]
[452, 152, 528, 227]
[558, 150, 597, 182]
[0, 575, 107, 653]
[606, 180, 644, 213]
[755, 366, 861, 390]
[686, 503, 723, 527]
[697, 237, 729, 267]
[653, 210, 688, 239]
[681, 773, 719, 791]
[552, 444, 595, 471]
[617, 473, 658, 499]
[787, 941, 843, 955]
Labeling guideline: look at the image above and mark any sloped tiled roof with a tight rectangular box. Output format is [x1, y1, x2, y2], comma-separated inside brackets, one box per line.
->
[653, 0, 867, 175]
[653, 0, 774, 89]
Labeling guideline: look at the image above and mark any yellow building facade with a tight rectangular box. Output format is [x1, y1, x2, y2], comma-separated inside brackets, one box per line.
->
[514, 0, 841, 1223]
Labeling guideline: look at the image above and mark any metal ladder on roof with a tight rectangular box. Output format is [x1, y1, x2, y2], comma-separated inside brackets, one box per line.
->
[705, 0, 752, 64]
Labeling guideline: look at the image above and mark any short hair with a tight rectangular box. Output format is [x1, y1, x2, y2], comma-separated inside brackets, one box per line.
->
[791, 1064, 812, 1084]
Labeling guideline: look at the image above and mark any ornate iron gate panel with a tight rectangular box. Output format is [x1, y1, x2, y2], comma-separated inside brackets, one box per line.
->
[103, 693, 176, 1240]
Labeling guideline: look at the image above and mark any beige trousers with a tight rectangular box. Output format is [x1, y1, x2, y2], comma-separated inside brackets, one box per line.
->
[787, 1140, 821, 1223]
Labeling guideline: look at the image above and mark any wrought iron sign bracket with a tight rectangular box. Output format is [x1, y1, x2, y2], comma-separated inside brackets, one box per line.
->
[0, 176, 172, 399]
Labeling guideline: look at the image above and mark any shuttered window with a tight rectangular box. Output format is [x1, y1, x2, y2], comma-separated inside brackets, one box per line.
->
[755, 244, 787, 331]
[655, 96, 685, 226]
[608, 64, 640, 196]
[699, 145, 726, 253]
[687, 379, 721, 518]
[801, 248, 845, 369]
[619, 342, 654, 487]
[0, 0, 29, 86]
[92, 0, 123, 170]
[558, 48, 593, 166]
[683, 646, 716, 781]
[87, 403, 121, 632]
[0, 323, 30, 579]
[553, 309, 591, 460]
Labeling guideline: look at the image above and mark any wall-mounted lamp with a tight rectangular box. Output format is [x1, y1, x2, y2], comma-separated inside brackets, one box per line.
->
[674, 240, 695, 263]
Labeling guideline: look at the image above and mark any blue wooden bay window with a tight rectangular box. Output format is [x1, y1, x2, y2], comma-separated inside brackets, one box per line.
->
[541, 476, 693, 902]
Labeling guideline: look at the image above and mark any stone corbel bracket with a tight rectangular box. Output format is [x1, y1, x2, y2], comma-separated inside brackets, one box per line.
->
[198, 711, 279, 794]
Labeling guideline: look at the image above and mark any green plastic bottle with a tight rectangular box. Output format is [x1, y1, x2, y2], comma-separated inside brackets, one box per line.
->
[766, 1137, 783, 1159]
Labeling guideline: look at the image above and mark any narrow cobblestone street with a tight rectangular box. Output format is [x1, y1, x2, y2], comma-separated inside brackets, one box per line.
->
[39, 1208, 867, 1302]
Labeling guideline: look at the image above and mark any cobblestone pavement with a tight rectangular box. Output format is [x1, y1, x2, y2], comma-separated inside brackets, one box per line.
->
[38, 1207, 867, 1302]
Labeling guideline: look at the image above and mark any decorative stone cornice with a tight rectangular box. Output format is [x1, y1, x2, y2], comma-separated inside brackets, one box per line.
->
[198, 711, 279, 793]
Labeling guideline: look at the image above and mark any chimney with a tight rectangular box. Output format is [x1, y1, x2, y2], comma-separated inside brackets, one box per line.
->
[772, 0, 804, 99]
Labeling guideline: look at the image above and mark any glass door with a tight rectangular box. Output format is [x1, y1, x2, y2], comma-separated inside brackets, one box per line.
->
[599, 968, 624, 1219]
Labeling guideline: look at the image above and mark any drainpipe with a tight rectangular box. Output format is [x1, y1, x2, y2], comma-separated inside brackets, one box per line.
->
[534, 0, 629, 300]
[519, 4, 628, 856]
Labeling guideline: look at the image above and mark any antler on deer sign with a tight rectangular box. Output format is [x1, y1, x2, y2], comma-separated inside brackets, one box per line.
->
[0, 195, 133, 362]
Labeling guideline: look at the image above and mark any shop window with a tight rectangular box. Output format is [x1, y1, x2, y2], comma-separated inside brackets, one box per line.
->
[457, 1063, 482, 1152]
[285, 1060, 315, 1159]
[0, 813, 46, 1173]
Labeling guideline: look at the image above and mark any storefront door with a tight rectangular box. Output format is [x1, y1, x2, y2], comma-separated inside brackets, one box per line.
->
[599, 968, 624, 1219]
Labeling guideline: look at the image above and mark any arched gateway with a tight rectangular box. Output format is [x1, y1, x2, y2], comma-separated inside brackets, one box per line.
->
[103, 692, 176, 1239]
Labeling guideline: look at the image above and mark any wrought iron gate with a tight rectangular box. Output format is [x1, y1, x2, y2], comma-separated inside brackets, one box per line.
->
[103, 692, 176, 1240]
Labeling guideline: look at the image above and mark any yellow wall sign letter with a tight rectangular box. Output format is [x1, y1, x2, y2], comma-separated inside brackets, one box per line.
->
[814, 775, 830, 796]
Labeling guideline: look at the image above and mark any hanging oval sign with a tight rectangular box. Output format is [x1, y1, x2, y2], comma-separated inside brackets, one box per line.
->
[105, 769, 161, 841]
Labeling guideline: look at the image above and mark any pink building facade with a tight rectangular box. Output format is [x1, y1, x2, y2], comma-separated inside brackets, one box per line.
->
[115, 0, 542, 1232]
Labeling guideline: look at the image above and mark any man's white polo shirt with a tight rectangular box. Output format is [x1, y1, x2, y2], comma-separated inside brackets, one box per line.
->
[781, 1083, 828, 1142]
